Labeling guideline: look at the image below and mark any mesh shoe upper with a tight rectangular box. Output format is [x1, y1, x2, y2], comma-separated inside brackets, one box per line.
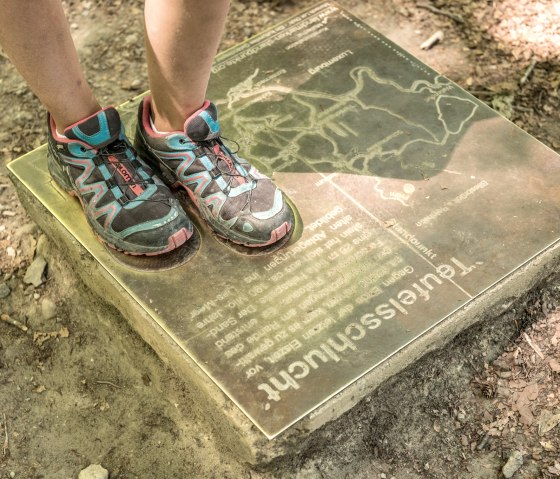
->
[135, 97, 293, 246]
[47, 107, 192, 253]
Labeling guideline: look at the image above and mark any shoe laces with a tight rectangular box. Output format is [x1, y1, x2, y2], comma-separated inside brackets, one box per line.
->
[198, 137, 261, 213]
[87, 140, 170, 207]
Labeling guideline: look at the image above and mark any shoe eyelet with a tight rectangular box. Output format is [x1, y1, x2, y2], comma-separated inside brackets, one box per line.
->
[80, 146, 87, 153]
[179, 139, 186, 145]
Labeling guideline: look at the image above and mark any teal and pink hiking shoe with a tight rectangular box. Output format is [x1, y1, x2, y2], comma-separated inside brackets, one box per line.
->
[134, 97, 293, 247]
[47, 107, 193, 255]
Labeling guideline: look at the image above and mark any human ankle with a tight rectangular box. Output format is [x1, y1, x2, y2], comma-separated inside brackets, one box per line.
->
[150, 99, 205, 133]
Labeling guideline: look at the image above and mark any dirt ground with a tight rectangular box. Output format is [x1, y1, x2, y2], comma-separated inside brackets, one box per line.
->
[1, 1, 560, 478]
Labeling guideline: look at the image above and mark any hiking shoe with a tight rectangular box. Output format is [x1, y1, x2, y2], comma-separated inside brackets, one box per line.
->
[47, 107, 193, 255]
[134, 97, 293, 247]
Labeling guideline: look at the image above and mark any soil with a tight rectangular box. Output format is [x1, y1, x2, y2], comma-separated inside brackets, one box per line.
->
[1, 1, 560, 478]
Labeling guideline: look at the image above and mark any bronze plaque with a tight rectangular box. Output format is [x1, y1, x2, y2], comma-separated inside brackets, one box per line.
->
[9, 3, 560, 438]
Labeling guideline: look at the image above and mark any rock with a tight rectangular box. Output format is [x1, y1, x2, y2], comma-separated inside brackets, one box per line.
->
[0, 282, 10, 299]
[124, 33, 139, 46]
[14, 222, 38, 239]
[77, 464, 108, 479]
[41, 298, 57, 320]
[23, 255, 47, 287]
[502, 450, 524, 478]
[6, 246, 16, 258]
[35, 234, 51, 260]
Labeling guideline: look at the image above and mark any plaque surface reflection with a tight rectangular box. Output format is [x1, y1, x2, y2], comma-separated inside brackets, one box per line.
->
[9, 3, 560, 438]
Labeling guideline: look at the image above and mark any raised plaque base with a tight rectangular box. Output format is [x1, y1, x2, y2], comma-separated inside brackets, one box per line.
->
[8, 3, 560, 462]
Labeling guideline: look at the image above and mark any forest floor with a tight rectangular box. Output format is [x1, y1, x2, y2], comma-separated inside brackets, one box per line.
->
[1, 1, 559, 478]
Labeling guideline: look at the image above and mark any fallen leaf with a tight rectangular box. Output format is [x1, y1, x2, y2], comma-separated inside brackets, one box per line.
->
[549, 359, 560, 373]
[538, 410, 560, 436]
[540, 440, 556, 452]
[547, 465, 560, 476]
[518, 404, 534, 426]
[33, 331, 57, 346]
[509, 379, 527, 389]
[33, 328, 69, 346]
[525, 383, 539, 401]
[384, 219, 396, 228]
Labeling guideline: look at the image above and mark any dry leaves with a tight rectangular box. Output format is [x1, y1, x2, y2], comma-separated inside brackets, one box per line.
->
[538, 410, 560, 436]
[33, 327, 70, 346]
[470, 307, 560, 472]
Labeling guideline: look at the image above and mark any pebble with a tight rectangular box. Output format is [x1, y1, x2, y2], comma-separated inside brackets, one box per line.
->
[0, 282, 10, 299]
[35, 235, 50, 259]
[502, 450, 524, 478]
[14, 223, 38, 239]
[23, 255, 47, 287]
[6, 246, 16, 258]
[9, 471, 15, 478]
[41, 298, 57, 320]
[78, 464, 109, 479]
[124, 33, 140, 46]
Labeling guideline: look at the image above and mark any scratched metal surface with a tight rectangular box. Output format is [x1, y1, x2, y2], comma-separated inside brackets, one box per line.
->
[9, 3, 560, 438]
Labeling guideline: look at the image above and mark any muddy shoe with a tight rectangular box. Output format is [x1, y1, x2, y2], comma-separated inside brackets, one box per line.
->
[134, 96, 293, 247]
[47, 107, 193, 255]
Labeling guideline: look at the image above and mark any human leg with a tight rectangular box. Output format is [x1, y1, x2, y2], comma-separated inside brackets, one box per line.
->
[143, 0, 230, 131]
[0, 0, 100, 130]
[0, 0, 192, 254]
[136, 0, 294, 247]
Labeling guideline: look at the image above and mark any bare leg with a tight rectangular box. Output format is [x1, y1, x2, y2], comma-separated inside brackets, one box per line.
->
[144, 0, 230, 132]
[0, 0, 100, 130]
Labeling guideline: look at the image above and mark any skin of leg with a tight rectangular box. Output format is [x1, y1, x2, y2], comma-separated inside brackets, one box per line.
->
[0, 0, 100, 130]
[144, 0, 230, 132]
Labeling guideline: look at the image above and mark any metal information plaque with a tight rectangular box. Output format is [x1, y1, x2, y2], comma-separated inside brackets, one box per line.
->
[9, 3, 560, 438]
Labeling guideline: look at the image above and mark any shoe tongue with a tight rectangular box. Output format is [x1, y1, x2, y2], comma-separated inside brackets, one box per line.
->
[65, 107, 122, 148]
[184, 102, 221, 141]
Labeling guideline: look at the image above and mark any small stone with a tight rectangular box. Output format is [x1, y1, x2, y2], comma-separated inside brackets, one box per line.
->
[6, 246, 16, 258]
[23, 255, 47, 287]
[41, 298, 57, 320]
[124, 33, 139, 46]
[502, 450, 524, 478]
[9, 471, 15, 478]
[35, 235, 50, 259]
[78, 464, 108, 479]
[0, 282, 11, 299]
[33, 293, 40, 300]
[14, 223, 38, 239]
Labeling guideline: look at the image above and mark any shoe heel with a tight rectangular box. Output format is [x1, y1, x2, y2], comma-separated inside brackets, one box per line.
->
[47, 150, 73, 193]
